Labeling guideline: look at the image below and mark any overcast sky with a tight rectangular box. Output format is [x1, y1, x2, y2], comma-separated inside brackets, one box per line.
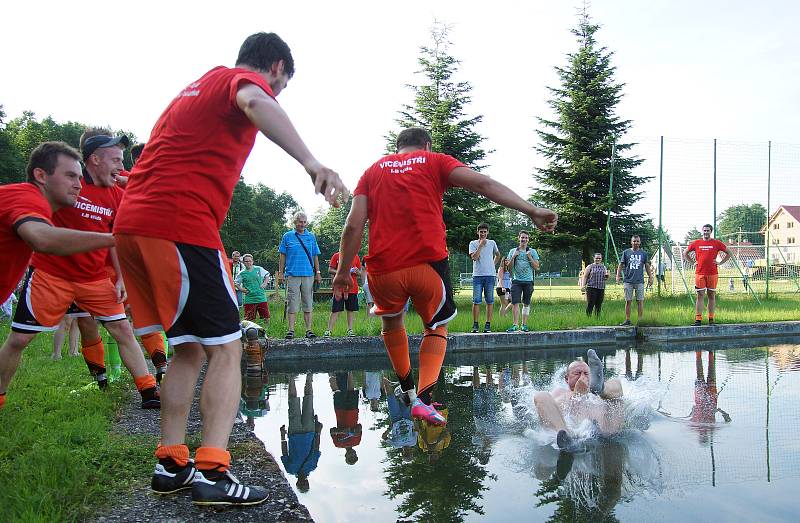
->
[2, 1, 798, 239]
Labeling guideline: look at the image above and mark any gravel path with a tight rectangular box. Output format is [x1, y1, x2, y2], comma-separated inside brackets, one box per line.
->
[94, 368, 313, 523]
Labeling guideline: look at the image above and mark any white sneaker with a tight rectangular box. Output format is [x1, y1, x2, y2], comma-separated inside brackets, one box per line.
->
[347, 329, 355, 337]
[323, 330, 332, 338]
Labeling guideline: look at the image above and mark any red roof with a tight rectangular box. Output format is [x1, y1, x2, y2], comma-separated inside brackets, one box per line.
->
[782, 206, 800, 222]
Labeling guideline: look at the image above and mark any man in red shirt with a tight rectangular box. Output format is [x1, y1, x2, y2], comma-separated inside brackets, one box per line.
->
[332, 127, 556, 426]
[0, 141, 116, 409]
[684, 224, 733, 325]
[10, 135, 160, 410]
[324, 251, 361, 337]
[113, 32, 347, 506]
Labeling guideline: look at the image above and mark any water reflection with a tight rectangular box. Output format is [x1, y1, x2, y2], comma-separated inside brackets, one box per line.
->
[246, 346, 800, 523]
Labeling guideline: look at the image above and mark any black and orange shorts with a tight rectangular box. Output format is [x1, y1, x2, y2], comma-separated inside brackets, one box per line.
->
[368, 258, 457, 329]
[12, 268, 126, 333]
[115, 234, 241, 346]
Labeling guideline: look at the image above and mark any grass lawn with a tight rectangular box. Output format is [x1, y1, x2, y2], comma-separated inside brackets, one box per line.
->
[0, 325, 155, 523]
[262, 283, 800, 337]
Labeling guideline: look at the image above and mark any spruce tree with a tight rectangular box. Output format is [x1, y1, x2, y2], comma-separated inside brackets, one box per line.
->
[390, 23, 502, 254]
[534, 11, 650, 265]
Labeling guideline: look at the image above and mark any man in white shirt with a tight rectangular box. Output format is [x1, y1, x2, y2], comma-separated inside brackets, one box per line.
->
[468, 223, 500, 333]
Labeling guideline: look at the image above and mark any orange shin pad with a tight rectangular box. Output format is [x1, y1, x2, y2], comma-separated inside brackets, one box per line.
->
[133, 374, 157, 392]
[382, 328, 411, 381]
[195, 446, 231, 472]
[81, 338, 105, 374]
[418, 326, 447, 396]
[155, 444, 190, 467]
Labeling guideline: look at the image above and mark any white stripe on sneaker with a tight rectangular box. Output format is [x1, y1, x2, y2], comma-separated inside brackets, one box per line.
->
[227, 483, 236, 496]
[243, 487, 250, 499]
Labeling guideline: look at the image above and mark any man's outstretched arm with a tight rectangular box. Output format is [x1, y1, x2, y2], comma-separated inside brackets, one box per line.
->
[236, 84, 348, 207]
[448, 167, 557, 232]
[17, 221, 115, 256]
[333, 195, 368, 299]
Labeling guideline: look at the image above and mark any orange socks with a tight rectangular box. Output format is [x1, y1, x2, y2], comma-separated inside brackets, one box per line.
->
[141, 332, 167, 368]
[383, 328, 413, 391]
[155, 444, 190, 467]
[133, 374, 157, 392]
[418, 326, 448, 403]
[81, 337, 106, 376]
[695, 314, 702, 321]
[195, 447, 231, 472]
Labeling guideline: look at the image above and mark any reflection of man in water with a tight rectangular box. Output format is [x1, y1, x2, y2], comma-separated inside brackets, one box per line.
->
[330, 372, 362, 464]
[280, 373, 322, 492]
[416, 408, 451, 464]
[381, 376, 417, 460]
[241, 371, 270, 430]
[691, 351, 730, 443]
[534, 350, 624, 449]
[624, 349, 643, 381]
[473, 366, 502, 464]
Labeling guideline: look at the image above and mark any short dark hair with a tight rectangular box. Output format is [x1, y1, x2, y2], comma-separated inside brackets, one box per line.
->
[631, 235, 641, 240]
[518, 230, 530, 238]
[79, 127, 112, 151]
[703, 224, 713, 231]
[236, 32, 294, 78]
[396, 127, 432, 151]
[131, 143, 145, 163]
[477, 223, 489, 232]
[26, 141, 81, 183]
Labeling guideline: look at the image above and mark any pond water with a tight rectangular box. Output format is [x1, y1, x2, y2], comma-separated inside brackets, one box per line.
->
[241, 344, 800, 522]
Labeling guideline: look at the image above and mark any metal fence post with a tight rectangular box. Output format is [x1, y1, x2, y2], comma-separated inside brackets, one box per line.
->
[658, 136, 664, 296]
[766, 141, 772, 299]
[713, 138, 717, 233]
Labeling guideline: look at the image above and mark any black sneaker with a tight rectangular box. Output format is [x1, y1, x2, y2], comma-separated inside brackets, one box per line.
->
[140, 387, 161, 409]
[619, 320, 632, 326]
[471, 322, 479, 333]
[192, 469, 269, 506]
[96, 372, 108, 390]
[305, 330, 316, 339]
[692, 319, 702, 326]
[483, 322, 491, 333]
[708, 318, 715, 325]
[151, 459, 196, 495]
[285, 330, 294, 340]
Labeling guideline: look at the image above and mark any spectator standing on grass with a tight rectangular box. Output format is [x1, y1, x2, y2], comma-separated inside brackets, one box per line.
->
[469, 223, 500, 333]
[277, 212, 322, 339]
[235, 254, 271, 322]
[495, 256, 512, 316]
[324, 251, 361, 337]
[616, 235, 654, 326]
[506, 231, 539, 332]
[362, 260, 374, 313]
[52, 315, 80, 360]
[683, 224, 733, 326]
[581, 253, 610, 317]
[230, 251, 246, 308]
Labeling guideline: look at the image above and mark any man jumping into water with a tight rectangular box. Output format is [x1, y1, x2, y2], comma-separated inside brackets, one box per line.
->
[534, 349, 624, 449]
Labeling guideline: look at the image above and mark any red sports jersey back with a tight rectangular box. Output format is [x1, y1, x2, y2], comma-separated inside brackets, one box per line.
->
[113, 66, 275, 249]
[32, 179, 123, 283]
[0, 183, 52, 300]
[354, 151, 464, 275]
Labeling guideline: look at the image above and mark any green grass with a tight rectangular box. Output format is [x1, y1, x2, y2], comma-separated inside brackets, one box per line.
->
[261, 287, 800, 337]
[0, 325, 155, 523]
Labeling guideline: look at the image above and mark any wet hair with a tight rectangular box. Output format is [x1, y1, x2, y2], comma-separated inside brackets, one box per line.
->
[396, 127, 432, 151]
[703, 224, 713, 232]
[79, 126, 113, 151]
[131, 143, 145, 163]
[477, 223, 489, 232]
[26, 141, 81, 183]
[236, 32, 294, 78]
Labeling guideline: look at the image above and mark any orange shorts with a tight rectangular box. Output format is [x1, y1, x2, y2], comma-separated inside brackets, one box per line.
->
[11, 268, 126, 333]
[368, 259, 457, 329]
[695, 274, 718, 291]
[115, 234, 241, 346]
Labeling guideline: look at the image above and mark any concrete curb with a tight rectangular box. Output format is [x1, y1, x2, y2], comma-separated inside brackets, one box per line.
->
[266, 327, 635, 360]
[264, 321, 800, 363]
[638, 320, 800, 342]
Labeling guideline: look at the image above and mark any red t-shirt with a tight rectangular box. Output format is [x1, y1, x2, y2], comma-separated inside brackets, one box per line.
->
[329, 252, 361, 293]
[113, 66, 276, 250]
[354, 151, 465, 275]
[0, 183, 53, 300]
[687, 238, 727, 275]
[33, 178, 123, 283]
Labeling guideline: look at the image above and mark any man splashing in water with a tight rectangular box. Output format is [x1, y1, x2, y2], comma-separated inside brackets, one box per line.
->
[534, 349, 624, 450]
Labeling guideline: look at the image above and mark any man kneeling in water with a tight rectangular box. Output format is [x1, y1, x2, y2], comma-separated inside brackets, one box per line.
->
[534, 349, 623, 450]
